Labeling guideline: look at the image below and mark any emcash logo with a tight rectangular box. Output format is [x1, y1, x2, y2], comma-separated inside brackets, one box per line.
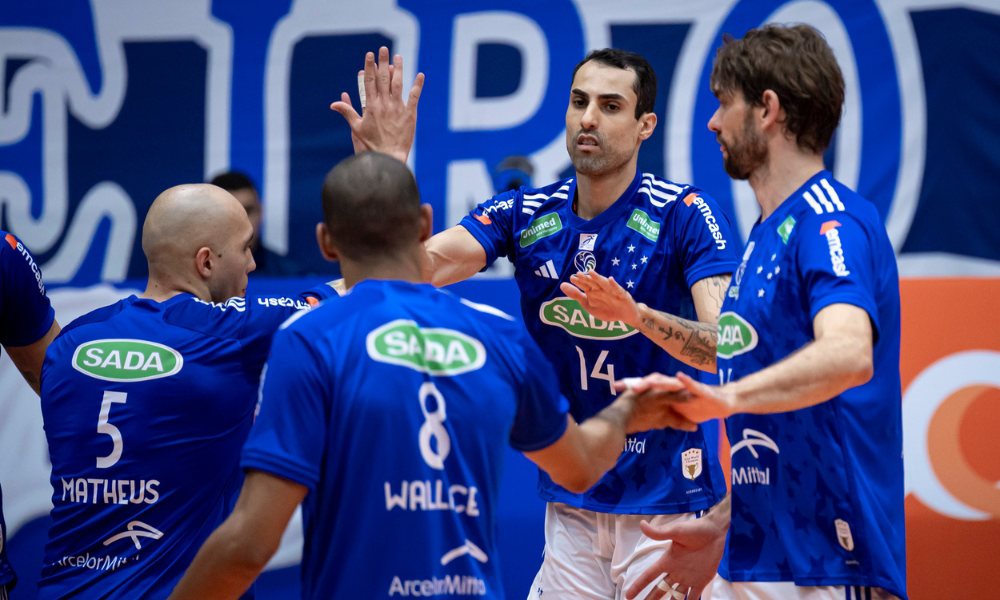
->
[716, 312, 758, 359]
[519, 213, 562, 248]
[539, 298, 637, 340]
[820, 221, 850, 277]
[683, 194, 727, 250]
[366, 320, 486, 376]
[72, 340, 183, 382]
[626, 208, 660, 242]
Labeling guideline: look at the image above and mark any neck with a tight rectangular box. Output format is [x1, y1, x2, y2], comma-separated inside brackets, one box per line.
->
[574, 157, 638, 220]
[339, 251, 424, 290]
[141, 275, 209, 303]
[749, 147, 826, 222]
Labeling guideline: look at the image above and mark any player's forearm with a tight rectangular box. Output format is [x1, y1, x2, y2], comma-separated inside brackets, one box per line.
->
[706, 493, 731, 532]
[571, 394, 637, 489]
[168, 520, 271, 600]
[634, 303, 717, 373]
[422, 228, 488, 287]
[724, 334, 872, 415]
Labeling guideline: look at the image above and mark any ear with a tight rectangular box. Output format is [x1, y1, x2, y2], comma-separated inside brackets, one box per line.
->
[637, 112, 657, 141]
[195, 247, 213, 279]
[759, 89, 783, 130]
[315, 222, 340, 262]
[418, 204, 434, 243]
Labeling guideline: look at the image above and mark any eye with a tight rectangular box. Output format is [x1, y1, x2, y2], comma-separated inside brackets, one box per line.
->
[572, 98, 586, 108]
[606, 103, 619, 112]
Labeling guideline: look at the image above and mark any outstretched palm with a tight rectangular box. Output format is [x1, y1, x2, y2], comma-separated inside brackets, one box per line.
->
[625, 515, 727, 600]
[560, 270, 641, 326]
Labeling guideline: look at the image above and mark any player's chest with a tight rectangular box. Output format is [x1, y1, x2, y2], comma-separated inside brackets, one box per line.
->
[513, 213, 678, 302]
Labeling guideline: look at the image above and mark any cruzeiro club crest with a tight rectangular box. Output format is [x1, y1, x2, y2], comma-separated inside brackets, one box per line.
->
[682, 448, 702, 480]
[574, 250, 596, 273]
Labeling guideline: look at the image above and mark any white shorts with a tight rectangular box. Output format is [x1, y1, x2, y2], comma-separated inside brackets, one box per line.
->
[526, 502, 701, 600]
[703, 574, 902, 600]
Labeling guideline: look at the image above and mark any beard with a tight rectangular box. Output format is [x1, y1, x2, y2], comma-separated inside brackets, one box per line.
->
[721, 113, 768, 180]
[567, 130, 635, 177]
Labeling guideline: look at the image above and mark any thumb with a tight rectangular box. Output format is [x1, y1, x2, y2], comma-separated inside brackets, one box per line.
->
[639, 518, 688, 542]
[676, 371, 706, 395]
[330, 96, 361, 124]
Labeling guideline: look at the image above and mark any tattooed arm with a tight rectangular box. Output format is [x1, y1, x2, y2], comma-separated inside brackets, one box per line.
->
[560, 271, 731, 373]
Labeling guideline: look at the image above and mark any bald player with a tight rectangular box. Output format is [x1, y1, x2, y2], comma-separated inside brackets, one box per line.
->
[36, 184, 314, 599]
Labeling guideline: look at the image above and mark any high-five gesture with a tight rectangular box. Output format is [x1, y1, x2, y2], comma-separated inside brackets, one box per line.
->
[330, 46, 424, 163]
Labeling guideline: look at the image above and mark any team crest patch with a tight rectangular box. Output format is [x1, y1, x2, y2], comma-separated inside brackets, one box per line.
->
[682, 448, 702, 480]
[579, 233, 597, 251]
[574, 250, 596, 273]
[835, 519, 855, 551]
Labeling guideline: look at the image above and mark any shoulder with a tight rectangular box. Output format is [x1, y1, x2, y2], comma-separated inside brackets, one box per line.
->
[791, 176, 884, 237]
[1, 230, 47, 293]
[637, 173, 693, 213]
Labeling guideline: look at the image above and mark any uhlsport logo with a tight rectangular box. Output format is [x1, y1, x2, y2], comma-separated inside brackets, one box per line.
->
[626, 208, 660, 242]
[716, 312, 758, 359]
[519, 213, 562, 248]
[72, 340, 183, 382]
[539, 297, 637, 340]
[820, 221, 850, 277]
[366, 320, 486, 376]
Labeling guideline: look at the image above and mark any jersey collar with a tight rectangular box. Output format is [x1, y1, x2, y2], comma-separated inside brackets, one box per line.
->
[565, 169, 642, 232]
[757, 169, 833, 229]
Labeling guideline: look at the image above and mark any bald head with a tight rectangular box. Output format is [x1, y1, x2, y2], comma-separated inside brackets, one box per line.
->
[142, 184, 255, 300]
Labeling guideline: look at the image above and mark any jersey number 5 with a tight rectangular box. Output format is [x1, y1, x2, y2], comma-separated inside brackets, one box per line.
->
[96, 391, 127, 468]
[575, 346, 617, 396]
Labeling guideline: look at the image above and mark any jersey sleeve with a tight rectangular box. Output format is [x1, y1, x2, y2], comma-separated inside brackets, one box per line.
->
[457, 189, 521, 267]
[670, 192, 739, 288]
[795, 215, 881, 340]
[239, 295, 313, 384]
[1, 233, 55, 347]
[508, 327, 570, 453]
[300, 279, 346, 307]
[241, 321, 327, 491]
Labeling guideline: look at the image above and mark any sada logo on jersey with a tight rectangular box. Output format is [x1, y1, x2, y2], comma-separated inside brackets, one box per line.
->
[539, 298, 637, 340]
[367, 320, 487, 376]
[72, 340, 183, 382]
[716, 312, 758, 359]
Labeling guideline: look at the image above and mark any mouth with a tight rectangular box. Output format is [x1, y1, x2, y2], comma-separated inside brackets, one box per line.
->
[576, 135, 600, 150]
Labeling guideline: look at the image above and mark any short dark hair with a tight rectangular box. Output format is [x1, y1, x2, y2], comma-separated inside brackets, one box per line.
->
[572, 48, 657, 119]
[710, 24, 844, 154]
[321, 153, 422, 261]
[210, 171, 256, 193]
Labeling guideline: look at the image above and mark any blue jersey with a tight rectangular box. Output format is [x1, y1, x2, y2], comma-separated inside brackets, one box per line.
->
[460, 172, 736, 514]
[38, 291, 313, 599]
[0, 231, 56, 591]
[243, 280, 569, 600]
[716, 171, 905, 598]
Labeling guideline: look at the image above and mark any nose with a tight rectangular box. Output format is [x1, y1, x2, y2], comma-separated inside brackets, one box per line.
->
[247, 251, 257, 274]
[707, 107, 722, 134]
[580, 101, 599, 131]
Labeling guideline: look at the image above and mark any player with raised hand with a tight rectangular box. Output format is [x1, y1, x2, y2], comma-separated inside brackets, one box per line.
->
[167, 152, 697, 600]
[619, 25, 906, 600]
[0, 230, 61, 599]
[331, 46, 738, 600]
[36, 184, 318, 599]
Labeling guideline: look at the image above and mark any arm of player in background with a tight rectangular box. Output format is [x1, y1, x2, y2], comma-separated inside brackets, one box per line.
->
[4, 319, 60, 395]
[624, 494, 730, 600]
[619, 303, 874, 422]
[166, 470, 307, 600]
[561, 271, 730, 373]
[422, 226, 488, 287]
[524, 389, 697, 494]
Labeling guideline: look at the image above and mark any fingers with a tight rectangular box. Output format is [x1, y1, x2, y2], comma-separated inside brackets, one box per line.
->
[662, 406, 698, 432]
[377, 46, 391, 96]
[391, 54, 403, 99]
[639, 518, 682, 541]
[363, 52, 377, 108]
[559, 281, 588, 304]
[626, 556, 668, 599]
[408, 72, 425, 108]
[330, 93, 361, 126]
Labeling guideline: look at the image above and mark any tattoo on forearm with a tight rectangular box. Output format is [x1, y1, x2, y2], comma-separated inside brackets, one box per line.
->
[705, 274, 732, 310]
[658, 325, 684, 342]
[680, 328, 716, 366]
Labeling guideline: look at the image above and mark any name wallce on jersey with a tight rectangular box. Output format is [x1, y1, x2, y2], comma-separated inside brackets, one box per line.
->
[384, 480, 480, 516]
[389, 575, 487, 597]
[6, 233, 45, 294]
[61, 478, 161, 505]
[820, 221, 850, 277]
[683, 194, 727, 250]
